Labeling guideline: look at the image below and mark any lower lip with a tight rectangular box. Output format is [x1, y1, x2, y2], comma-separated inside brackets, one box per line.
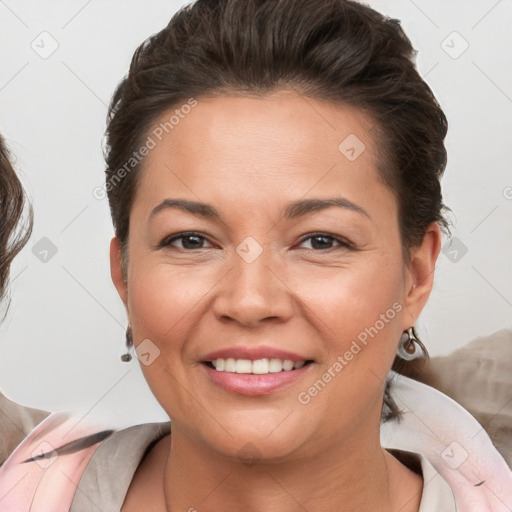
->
[201, 363, 312, 396]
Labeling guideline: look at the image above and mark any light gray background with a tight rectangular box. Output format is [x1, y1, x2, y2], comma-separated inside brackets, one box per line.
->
[1, 0, 511, 427]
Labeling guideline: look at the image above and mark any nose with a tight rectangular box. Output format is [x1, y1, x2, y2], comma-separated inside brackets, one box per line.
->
[212, 246, 294, 327]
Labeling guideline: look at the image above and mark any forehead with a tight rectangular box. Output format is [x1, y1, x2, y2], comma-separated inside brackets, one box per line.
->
[134, 91, 395, 221]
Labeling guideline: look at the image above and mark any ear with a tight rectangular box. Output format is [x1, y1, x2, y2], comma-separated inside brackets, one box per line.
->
[110, 236, 128, 308]
[402, 222, 442, 329]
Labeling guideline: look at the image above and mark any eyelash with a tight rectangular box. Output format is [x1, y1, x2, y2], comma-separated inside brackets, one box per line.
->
[157, 231, 354, 251]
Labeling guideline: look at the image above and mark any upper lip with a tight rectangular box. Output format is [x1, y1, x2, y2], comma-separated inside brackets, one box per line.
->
[201, 346, 311, 364]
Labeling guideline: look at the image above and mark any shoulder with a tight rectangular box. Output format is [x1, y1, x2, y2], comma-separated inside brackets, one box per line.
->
[0, 410, 116, 511]
[383, 371, 512, 511]
[403, 328, 512, 466]
[70, 420, 171, 511]
[0, 391, 50, 465]
[0, 409, 171, 512]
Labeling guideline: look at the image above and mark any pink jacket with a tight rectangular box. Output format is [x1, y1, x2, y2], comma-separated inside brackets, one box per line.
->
[0, 412, 113, 511]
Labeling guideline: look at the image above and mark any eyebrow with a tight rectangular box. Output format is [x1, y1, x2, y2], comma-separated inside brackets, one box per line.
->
[150, 197, 371, 221]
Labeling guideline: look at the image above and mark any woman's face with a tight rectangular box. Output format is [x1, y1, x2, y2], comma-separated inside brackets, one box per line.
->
[111, 90, 440, 461]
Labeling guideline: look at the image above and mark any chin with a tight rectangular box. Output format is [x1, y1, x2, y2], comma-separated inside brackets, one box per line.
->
[198, 415, 312, 465]
[221, 436, 304, 466]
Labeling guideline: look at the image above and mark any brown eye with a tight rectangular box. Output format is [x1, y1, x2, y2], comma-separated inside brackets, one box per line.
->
[159, 232, 212, 250]
[298, 233, 352, 251]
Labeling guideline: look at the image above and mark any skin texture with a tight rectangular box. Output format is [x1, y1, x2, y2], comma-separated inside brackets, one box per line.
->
[111, 90, 441, 511]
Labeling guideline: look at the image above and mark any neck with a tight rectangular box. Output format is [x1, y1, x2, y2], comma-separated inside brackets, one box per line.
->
[161, 425, 422, 512]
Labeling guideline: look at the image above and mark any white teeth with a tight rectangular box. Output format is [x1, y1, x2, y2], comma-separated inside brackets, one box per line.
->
[225, 358, 236, 372]
[282, 359, 294, 371]
[235, 359, 252, 373]
[211, 357, 307, 374]
[269, 358, 283, 373]
[252, 359, 269, 374]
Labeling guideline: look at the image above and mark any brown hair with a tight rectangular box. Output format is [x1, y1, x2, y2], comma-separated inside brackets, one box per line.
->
[0, 134, 33, 311]
[103, 0, 452, 420]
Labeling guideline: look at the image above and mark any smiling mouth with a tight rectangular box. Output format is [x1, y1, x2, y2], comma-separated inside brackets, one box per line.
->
[204, 358, 314, 375]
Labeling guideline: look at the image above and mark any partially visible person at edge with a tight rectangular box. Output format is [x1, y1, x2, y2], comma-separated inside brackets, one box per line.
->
[0, 134, 50, 461]
[0, 1, 511, 511]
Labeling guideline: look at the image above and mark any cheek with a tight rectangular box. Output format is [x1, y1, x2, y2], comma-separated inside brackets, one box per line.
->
[125, 264, 211, 417]
[291, 253, 404, 341]
[290, 254, 404, 419]
[127, 259, 215, 340]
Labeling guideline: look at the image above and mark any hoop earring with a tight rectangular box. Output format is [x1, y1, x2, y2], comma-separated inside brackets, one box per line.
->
[397, 326, 426, 361]
[121, 325, 133, 362]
